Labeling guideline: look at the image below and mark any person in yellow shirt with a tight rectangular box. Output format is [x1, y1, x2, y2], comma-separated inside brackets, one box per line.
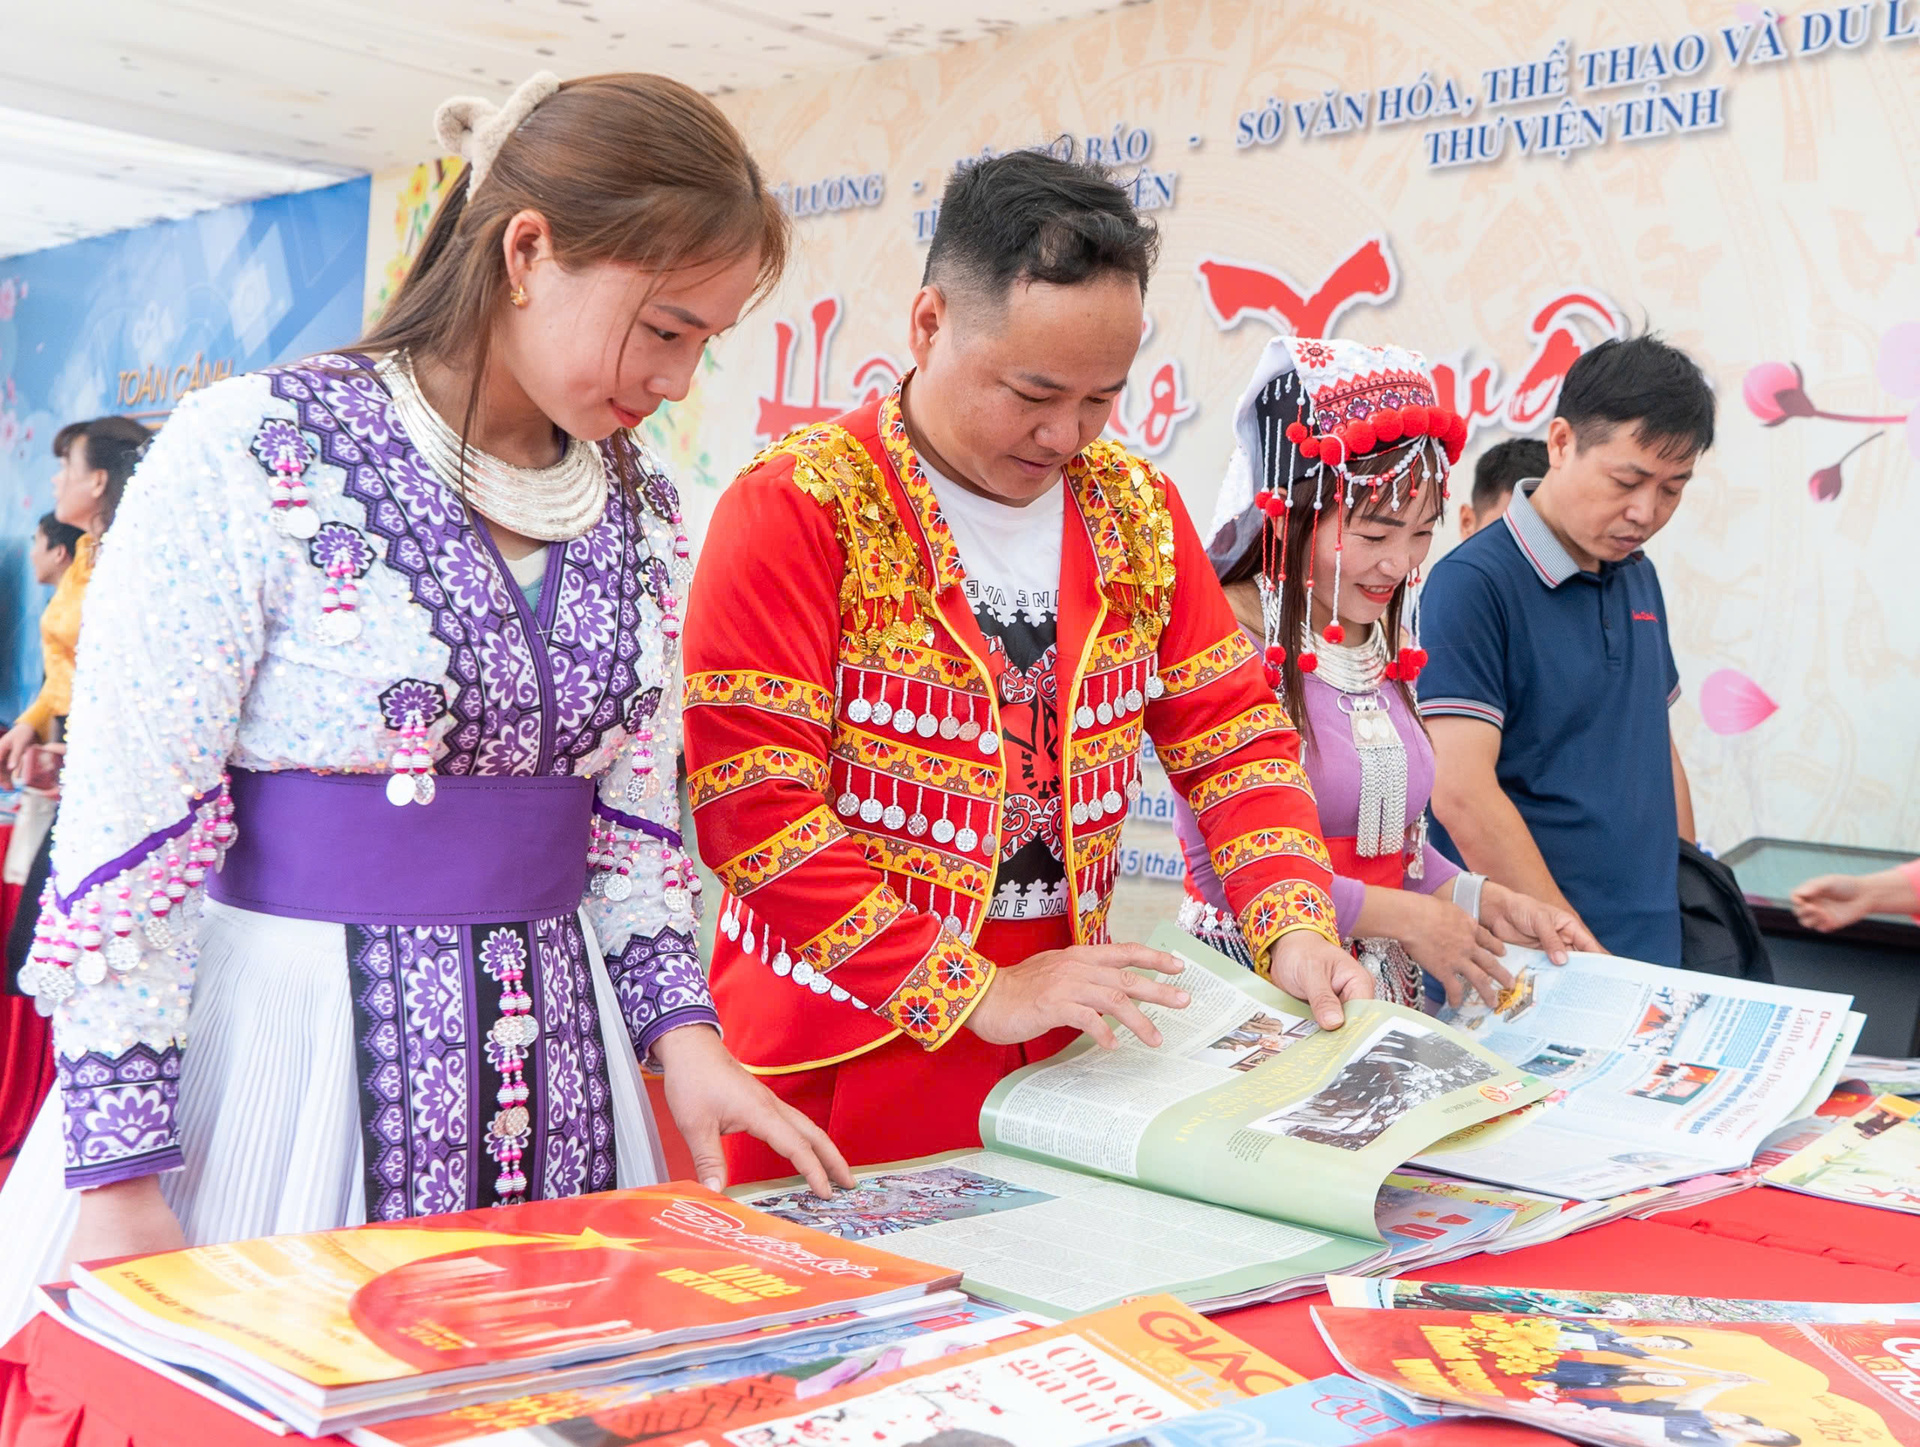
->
[3, 415, 151, 984]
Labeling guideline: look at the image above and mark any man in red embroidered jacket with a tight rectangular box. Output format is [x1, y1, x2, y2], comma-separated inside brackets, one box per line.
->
[684, 151, 1370, 1182]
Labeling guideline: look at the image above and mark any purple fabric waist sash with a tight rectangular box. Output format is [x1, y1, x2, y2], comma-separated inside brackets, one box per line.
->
[208, 768, 592, 925]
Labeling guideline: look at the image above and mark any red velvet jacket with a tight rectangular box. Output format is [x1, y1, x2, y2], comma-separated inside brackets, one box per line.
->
[683, 391, 1338, 1075]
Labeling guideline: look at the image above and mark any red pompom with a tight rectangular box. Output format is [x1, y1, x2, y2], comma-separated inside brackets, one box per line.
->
[1299, 436, 1321, 461]
[1382, 659, 1402, 681]
[1299, 652, 1319, 673]
[1264, 643, 1286, 665]
[1444, 436, 1465, 466]
[1323, 623, 1346, 644]
[1345, 421, 1378, 455]
[1285, 422, 1309, 444]
[1257, 492, 1279, 516]
[1401, 404, 1429, 436]
[1446, 412, 1469, 449]
[1262, 663, 1280, 689]
[1406, 647, 1428, 668]
[1373, 408, 1404, 444]
[1319, 434, 1346, 468]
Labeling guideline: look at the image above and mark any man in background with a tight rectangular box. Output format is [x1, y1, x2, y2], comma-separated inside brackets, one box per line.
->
[1458, 437, 1546, 537]
[1419, 337, 1710, 965]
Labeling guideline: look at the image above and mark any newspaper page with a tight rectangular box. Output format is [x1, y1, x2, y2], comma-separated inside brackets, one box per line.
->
[1323, 1275, 1920, 1323]
[977, 925, 1549, 1242]
[1411, 949, 1853, 1198]
[739, 1148, 1378, 1319]
[1765, 1094, 1920, 1214]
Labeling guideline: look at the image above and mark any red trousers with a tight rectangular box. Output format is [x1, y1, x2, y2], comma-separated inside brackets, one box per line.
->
[722, 1023, 1076, 1186]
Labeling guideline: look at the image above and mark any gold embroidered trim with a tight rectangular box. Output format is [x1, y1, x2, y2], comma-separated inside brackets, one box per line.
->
[1241, 880, 1342, 974]
[1184, 758, 1316, 816]
[793, 884, 906, 974]
[853, 832, 992, 901]
[688, 747, 828, 808]
[685, 671, 835, 730]
[1210, 827, 1334, 880]
[1155, 703, 1294, 773]
[716, 806, 846, 896]
[832, 725, 1002, 795]
[1160, 633, 1260, 699]
[876, 933, 994, 1047]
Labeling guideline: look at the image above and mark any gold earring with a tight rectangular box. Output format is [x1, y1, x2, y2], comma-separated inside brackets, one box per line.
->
[508, 284, 529, 308]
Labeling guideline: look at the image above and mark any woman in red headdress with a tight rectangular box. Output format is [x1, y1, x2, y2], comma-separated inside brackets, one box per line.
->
[1173, 337, 1597, 1008]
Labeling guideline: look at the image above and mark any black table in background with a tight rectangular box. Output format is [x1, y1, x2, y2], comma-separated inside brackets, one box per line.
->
[1723, 836, 1920, 1055]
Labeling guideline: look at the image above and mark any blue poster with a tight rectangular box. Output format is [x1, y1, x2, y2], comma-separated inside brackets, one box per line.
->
[0, 176, 370, 720]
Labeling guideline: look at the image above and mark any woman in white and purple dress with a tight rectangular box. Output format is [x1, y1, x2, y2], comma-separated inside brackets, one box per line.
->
[0, 72, 850, 1329]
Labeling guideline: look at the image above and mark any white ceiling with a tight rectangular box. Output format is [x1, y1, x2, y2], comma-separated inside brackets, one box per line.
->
[0, 0, 1137, 258]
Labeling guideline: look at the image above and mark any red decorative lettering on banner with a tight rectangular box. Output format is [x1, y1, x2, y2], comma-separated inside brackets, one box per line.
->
[1193, 235, 1399, 336]
[1431, 289, 1622, 441]
[1106, 350, 1197, 457]
[754, 294, 905, 441]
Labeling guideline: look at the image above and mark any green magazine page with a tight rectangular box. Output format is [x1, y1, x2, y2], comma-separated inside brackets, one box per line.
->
[979, 926, 1548, 1242]
[737, 926, 1546, 1318]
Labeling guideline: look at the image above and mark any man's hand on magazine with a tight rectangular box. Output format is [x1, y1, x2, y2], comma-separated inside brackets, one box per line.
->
[68, 1174, 187, 1271]
[1268, 931, 1375, 1028]
[966, 944, 1189, 1050]
[655, 1024, 854, 1199]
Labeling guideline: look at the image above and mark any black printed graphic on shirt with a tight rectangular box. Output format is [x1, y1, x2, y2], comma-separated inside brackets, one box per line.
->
[963, 577, 1067, 921]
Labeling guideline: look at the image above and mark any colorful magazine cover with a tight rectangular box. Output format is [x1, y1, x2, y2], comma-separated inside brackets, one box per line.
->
[1323, 1277, 1920, 1324]
[1106, 1372, 1435, 1445]
[469, 1295, 1303, 1447]
[1314, 1306, 1920, 1445]
[1765, 1095, 1920, 1214]
[350, 1300, 1049, 1447]
[1839, 1057, 1920, 1098]
[71, 1184, 958, 1416]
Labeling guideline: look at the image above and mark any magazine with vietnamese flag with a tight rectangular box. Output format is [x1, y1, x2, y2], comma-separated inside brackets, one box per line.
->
[464, 1295, 1302, 1447]
[1313, 1305, 1920, 1445]
[1765, 1093, 1920, 1214]
[65, 1183, 960, 1435]
[737, 925, 1550, 1318]
[1323, 1276, 1920, 1324]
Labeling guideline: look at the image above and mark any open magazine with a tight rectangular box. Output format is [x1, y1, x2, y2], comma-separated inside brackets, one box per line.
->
[1766, 1094, 1920, 1214]
[1840, 1056, 1920, 1098]
[1314, 1305, 1920, 1446]
[1324, 1276, 1920, 1324]
[1412, 949, 1855, 1197]
[737, 926, 1547, 1318]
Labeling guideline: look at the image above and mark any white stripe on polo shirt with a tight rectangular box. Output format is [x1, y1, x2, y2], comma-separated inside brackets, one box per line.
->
[1500, 478, 1582, 587]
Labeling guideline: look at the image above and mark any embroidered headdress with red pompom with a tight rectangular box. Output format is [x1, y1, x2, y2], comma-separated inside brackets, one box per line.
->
[1204, 336, 1469, 682]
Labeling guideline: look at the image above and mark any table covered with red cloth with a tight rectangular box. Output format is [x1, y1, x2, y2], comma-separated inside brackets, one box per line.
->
[6, 1188, 1920, 1447]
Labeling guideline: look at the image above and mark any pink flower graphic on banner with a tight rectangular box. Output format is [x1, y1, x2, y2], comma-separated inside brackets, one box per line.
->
[1700, 669, 1778, 736]
[0, 278, 23, 321]
[1746, 325, 1919, 495]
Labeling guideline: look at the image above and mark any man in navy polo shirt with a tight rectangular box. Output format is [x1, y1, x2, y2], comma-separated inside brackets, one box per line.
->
[1421, 336, 1710, 965]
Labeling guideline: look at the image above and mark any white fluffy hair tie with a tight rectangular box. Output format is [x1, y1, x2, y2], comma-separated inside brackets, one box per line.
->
[434, 71, 561, 197]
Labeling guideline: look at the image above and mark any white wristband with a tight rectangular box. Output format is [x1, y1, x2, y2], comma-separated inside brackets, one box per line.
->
[1452, 872, 1487, 924]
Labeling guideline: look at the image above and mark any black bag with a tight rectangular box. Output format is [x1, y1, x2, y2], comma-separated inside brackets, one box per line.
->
[1677, 838, 1774, 982]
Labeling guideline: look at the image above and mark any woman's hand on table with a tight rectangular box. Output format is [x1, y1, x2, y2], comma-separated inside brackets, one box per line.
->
[1391, 889, 1512, 1008]
[68, 1175, 187, 1271]
[1478, 880, 1602, 964]
[654, 1024, 854, 1199]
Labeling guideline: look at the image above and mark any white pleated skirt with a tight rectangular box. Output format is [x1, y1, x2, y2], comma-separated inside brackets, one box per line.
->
[0, 899, 665, 1336]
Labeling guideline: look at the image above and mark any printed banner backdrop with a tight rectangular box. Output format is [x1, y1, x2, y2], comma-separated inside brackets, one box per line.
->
[0, 176, 370, 722]
[360, 0, 1920, 869]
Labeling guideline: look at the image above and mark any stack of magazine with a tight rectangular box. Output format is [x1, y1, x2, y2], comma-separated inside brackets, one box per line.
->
[1314, 1275, 1920, 1445]
[1765, 1092, 1920, 1214]
[54, 1185, 963, 1434]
